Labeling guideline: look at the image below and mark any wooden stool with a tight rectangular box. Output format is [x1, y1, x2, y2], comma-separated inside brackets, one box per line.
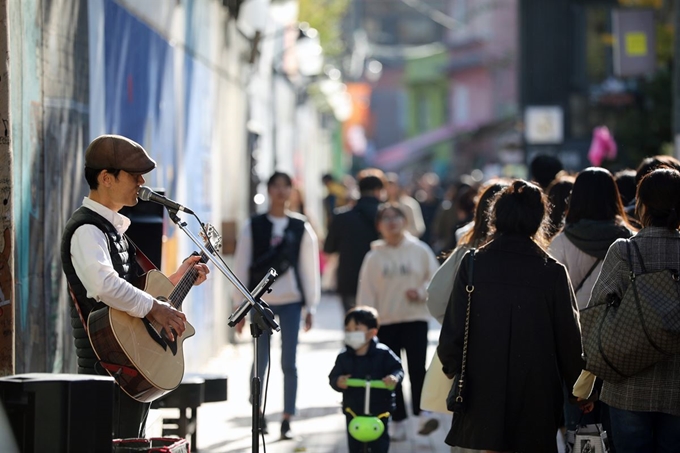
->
[151, 377, 204, 449]
[151, 375, 227, 451]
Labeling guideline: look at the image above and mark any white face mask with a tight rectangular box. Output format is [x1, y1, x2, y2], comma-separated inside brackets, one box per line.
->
[344, 331, 368, 350]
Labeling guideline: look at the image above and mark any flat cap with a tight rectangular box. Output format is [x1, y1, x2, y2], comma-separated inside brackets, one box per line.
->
[85, 135, 156, 174]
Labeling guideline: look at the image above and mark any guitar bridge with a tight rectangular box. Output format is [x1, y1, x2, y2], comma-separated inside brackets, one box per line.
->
[142, 318, 168, 351]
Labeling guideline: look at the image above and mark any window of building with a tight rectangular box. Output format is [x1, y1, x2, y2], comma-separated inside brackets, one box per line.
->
[454, 84, 469, 126]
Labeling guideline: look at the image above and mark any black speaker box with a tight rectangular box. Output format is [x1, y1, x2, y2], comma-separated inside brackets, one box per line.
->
[0, 373, 115, 453]
[120, 190, 165, 269]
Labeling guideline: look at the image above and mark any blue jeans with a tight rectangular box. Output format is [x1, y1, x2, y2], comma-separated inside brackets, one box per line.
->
[609, 406, 680, 453]
[253, 301, 303, 416]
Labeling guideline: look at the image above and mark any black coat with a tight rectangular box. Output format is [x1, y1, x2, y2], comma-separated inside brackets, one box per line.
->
[437, 234, 584, 453]
[329, 338, 404, 415]
[323, 196, 381, 296]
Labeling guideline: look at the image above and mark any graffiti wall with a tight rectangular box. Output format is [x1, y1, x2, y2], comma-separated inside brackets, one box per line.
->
[8, 0, 90, 373]
[9, 0, 249, 373]
[0, 0, 12, 376]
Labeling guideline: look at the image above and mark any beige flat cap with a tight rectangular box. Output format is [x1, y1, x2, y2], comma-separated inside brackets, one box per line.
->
[85, 134, 156, 174]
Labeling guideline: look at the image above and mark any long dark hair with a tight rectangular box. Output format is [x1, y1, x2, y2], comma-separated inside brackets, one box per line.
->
[459, 180, 509, 248]
[565, 167, 629, 227]
[546, 174, 575, 239]
[636, 168, 680, 230]
[490, 180, 549, 249]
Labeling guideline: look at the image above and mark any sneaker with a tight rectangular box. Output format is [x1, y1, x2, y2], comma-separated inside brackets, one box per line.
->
[280, 419, 293, 440]
[388, 420, 408, 442]
[417, 413, 439, 435]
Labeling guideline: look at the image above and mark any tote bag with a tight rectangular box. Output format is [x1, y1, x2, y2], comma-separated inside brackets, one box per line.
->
[581, 240, 680, 382]
[420, 353, 452, 414]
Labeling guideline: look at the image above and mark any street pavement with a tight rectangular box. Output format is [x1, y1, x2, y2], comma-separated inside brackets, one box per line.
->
[149, 293, 452, 453]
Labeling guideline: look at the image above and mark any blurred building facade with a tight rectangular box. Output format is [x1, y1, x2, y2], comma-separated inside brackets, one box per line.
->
[339, 0, 520, 181]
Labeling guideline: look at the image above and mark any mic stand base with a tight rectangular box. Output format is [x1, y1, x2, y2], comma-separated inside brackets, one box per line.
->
[250, 309, 267, 453]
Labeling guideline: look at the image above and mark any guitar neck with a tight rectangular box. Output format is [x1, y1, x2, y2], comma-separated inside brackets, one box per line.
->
[169, 251, 208, 309]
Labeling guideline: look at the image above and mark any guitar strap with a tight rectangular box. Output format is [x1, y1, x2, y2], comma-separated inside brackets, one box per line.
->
[68, 284, 88, 334]
[125, 235, 159, 274]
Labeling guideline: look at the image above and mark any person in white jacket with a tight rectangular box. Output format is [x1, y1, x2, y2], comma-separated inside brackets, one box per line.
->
[357, 203, 440, 440]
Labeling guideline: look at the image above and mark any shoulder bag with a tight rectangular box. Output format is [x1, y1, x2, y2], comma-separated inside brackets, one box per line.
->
[580, 239, 680, 382]
[446, 249, 475, 413]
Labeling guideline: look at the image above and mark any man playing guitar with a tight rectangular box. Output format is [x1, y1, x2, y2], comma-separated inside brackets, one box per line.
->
[60, 134, 209, 439]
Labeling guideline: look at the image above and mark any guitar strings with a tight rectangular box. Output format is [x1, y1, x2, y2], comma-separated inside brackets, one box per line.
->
[168, 252, 208, 309]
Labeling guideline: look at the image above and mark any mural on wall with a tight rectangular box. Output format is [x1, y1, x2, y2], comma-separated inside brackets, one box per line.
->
[178, 57, 214, 369]
[0, 0, 12, 377]
[45, 106, 89, 373]
[9, 0, 90, 374]
[0, 197, 11, 377]
[102, 0, 216, 370]
[10, 0, 229, 374]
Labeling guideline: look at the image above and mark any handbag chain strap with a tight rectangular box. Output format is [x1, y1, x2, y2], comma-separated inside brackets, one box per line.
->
[457, 249, 475, 403]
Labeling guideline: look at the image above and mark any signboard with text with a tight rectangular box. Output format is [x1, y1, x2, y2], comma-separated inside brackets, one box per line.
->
[613, 9, 656, 77]
[524, 106, 564, 145]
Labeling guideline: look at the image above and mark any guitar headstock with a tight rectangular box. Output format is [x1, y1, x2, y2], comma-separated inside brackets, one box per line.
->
[200, 223, 223, 255]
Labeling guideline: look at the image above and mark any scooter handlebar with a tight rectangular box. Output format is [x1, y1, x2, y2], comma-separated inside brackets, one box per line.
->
[345, 378, 394, 390]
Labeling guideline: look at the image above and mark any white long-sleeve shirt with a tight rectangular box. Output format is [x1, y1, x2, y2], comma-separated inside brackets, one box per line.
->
[69, 197, 155, 318]
[232, 212, 320, 312]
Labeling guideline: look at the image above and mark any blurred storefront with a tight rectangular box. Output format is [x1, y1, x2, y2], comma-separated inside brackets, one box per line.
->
[520, 0, 672, 171]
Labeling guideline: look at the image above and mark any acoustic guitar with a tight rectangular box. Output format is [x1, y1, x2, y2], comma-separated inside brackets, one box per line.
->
[87, 224, 221, 403]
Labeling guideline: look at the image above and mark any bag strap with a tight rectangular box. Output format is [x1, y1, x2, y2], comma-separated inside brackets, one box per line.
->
[625, 240, 636, 283]
[629, 239, 647, 274]
[574, 258, 602, 295]
[456, 249, 475, 406]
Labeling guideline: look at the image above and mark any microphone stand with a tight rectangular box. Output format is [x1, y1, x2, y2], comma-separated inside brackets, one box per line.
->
[166, 210, 279, 453]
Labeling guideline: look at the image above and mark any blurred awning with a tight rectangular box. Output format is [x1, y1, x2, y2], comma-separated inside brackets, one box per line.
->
[373, 124, 457, 171]
[372, 118, 519, 172]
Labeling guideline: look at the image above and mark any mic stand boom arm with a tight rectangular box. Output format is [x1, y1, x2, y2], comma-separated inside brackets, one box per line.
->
[166, 210, 280, 334]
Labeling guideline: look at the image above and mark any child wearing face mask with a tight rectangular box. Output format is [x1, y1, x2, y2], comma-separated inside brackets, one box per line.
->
[329, 306, 404, 453]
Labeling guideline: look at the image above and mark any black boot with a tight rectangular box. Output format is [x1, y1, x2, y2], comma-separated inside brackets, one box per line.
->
[280, 419, 293, 440]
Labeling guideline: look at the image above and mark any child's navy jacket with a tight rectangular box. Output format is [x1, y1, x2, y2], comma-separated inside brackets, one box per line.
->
[328, 338, 404, 415]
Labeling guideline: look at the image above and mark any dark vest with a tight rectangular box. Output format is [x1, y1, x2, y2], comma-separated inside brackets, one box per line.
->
[249, 214, 305, 300]
[61, 206, 138, 373]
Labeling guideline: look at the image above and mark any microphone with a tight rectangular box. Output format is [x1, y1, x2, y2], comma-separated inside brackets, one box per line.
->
[137, 186, 195, 214]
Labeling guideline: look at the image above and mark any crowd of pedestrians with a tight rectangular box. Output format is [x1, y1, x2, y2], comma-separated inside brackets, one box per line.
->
[230, 154, 680, 453]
